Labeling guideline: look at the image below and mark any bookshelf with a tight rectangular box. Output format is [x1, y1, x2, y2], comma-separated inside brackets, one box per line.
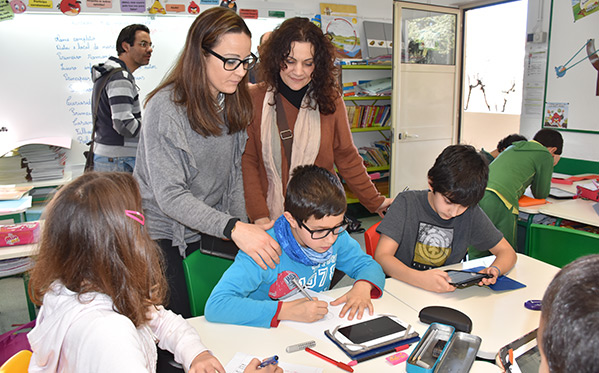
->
[340, 64, 392, 205]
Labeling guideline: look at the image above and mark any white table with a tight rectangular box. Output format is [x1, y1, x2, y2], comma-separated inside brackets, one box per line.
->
[383, 254, 559, 360]
[187, 282, 500, 372]
[538, 198, 599, 227]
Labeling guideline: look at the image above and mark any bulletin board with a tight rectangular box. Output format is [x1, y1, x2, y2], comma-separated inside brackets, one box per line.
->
[0, 12, 282, 157]
[543, 0, 599, 134]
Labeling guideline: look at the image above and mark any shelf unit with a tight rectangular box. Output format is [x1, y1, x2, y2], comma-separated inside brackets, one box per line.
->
[340, 64, 392, 204]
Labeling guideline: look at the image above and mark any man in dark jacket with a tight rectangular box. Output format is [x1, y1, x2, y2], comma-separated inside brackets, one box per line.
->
[90, 24, 152, 172]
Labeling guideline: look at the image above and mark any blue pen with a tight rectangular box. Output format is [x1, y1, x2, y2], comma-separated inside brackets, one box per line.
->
[258, 355, 279, 368]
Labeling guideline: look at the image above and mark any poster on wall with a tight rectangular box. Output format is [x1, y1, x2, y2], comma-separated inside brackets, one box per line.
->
[544, 102, 569, 128]
[321, 15, 362, 59]
[572, 0, 599, 21]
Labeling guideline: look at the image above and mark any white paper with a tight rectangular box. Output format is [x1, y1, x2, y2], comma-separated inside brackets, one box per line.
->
[578, 182, 599, 191]
[225, 352, 322, 373]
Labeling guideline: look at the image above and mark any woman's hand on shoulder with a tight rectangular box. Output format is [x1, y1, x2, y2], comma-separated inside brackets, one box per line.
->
[244, 358, 283, 373]
[188, 351, 225, 373]
[231, 221, 281, 270]
[253, 217, 272, 226]
[376, 197, 394, 218]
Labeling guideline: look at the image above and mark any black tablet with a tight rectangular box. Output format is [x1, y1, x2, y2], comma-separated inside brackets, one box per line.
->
[498, 329, 540, 373]
[548, 186, 576, 199]
[445, 270, 492, 288]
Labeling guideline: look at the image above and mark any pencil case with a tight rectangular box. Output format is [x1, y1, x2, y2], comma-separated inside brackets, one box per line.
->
[576, 184, 599, 202]
[406, 323, 481, 373]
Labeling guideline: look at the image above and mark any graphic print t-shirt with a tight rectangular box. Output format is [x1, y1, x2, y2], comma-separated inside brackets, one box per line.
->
[377, 190, 502, 270]
[413, 222, 454, 269]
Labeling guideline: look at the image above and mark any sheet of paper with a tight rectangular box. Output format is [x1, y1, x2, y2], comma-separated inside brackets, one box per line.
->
[280, 289, 382, 342]
[578, 182, 599, 191]
[225, 352, 322, 373]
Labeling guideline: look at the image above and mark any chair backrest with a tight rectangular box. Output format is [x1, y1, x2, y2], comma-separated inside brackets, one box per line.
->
[528, 224, 599, 268]
[364, 221, 382, 258]
[0, 350, 32, 373]
[182, 250, 234, 317]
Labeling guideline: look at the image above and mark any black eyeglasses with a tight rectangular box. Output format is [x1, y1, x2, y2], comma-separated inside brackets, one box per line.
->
[203, 47, 257, 71]
[298, 217, 349, 240]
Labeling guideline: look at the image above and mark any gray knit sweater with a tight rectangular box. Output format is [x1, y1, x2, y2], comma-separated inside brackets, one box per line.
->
[134, 87, 248, 256]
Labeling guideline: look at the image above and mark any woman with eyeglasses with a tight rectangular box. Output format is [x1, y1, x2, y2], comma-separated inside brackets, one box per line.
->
[241, 17, 393, 228]
[27, 172, 281, 373]
[134, 6, 281, 326]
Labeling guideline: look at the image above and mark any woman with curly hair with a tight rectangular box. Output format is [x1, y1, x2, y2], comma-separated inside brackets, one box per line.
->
[242, 17, 392, 226]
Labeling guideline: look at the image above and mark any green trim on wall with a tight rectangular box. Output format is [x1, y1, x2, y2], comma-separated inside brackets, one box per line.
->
[553, 157, 599, 175]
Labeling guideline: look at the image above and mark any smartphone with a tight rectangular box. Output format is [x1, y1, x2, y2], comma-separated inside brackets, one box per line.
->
[337, 316, 408, 346]
[445, 270, 492, 288]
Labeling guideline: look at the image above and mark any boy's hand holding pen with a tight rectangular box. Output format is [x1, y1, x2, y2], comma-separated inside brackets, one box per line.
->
[278, 272, 328, 322]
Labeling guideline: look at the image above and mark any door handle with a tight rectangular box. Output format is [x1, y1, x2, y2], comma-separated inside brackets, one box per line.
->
[398, 132, 420, 140]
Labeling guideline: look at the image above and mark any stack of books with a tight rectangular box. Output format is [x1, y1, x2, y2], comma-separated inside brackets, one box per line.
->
[0, 153, 28, 184]
[19, 144, 67, 182]
[358, 140, 390, 168]
[346, 105, 391, 128]
[356, 77, 392, 96]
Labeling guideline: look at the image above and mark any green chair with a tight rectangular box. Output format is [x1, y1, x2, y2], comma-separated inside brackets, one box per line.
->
[527, 223, 599, 268]
[182, 250, 233, 317]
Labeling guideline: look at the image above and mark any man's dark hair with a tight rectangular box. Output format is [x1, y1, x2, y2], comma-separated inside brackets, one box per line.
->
[533, 128, 563, 155]
[497, 134, 527, 152]
[116, 24, 150, 55]
[541, 254, 599, 373]
[427, 144, 488, 207]
[285, 165, 346, 223]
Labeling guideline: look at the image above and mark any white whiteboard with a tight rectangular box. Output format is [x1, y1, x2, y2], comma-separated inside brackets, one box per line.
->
[545, 0, 599, 132]
[0, 13, 282, 160]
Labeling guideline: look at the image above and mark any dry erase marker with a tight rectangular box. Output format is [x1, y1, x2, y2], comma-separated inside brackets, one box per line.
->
[258, 355, 279, 368]
[286, 340, 316, 353]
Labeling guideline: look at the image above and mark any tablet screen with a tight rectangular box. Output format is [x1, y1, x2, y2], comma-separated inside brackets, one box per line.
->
[338, 316, 406, 344]
[514, 345, 541, 373]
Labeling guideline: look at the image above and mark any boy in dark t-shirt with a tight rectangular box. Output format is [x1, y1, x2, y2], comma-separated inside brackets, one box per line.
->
[375, 145, 517, 293]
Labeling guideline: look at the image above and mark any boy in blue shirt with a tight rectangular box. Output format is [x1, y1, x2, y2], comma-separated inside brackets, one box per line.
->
[205, 165, 385, 328]
[375, 145, 517, 293]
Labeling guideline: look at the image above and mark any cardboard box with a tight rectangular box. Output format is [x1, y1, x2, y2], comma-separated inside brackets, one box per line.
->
[0, 221, 40, 247]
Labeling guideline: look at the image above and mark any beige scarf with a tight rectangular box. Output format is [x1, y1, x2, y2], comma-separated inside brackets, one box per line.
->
[261, 89, 321, 219]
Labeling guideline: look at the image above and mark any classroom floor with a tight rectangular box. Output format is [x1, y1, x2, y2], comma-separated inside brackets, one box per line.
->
[0, 215, 382, 334]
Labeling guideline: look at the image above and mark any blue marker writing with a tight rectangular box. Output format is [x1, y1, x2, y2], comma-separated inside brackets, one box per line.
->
[258, 355, 279, 368]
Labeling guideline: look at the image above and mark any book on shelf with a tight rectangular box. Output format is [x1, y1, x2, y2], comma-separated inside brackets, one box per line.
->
[358, 145, 389, 168]
[356, 77, 392, 96]
[346, 105, 391, 128]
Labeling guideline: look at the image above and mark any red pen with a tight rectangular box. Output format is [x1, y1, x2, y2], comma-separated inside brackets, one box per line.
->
[305, 347, 354, 372]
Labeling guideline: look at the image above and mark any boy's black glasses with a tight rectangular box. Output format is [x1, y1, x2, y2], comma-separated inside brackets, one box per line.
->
[203, 47, 257, 71]
[298, 217, 350, 240]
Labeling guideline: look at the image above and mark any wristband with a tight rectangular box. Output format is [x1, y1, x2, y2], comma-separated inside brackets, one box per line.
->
[223, 218, 240, 240]
[489, 265, 501, 277]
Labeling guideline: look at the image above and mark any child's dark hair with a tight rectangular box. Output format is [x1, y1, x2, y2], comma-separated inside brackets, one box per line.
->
[497, 134, 527, 152]
[285, 165, 346, 223]
[427, 144, 488, 207]
[533, 128, 563, 155]
[541, 254, 599, 373]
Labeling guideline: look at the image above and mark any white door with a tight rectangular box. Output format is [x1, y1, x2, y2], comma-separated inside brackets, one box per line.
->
[390, 2, 462, 195]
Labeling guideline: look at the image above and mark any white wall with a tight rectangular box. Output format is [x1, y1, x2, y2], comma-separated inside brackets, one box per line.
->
[0, 0, 393, 170]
